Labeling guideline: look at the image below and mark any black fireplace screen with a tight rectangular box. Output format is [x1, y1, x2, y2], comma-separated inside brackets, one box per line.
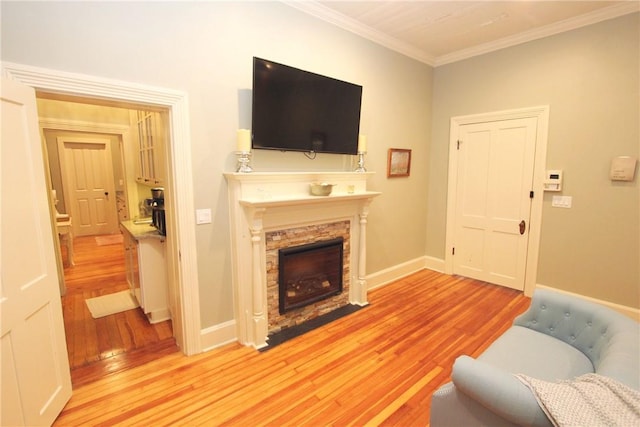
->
[278, 237, 344, 314]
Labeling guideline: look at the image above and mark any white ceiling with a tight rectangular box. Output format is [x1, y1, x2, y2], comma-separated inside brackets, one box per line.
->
[285, 1, 639, 66]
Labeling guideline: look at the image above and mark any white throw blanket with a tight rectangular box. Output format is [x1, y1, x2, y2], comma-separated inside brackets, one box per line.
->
[516, 373, 640, 427]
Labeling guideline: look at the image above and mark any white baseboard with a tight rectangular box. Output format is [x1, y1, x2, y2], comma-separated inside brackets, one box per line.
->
[198, 256, 434, 350]
[200, 260, 639, 355]
[366, 261, 640, 321]
[367, 256, 430, 291]
[200, 319, 237, 352]
[199, 257, 440, 352]
[205, 256, 640, 353]
[423, 256, 445, 273]
[367, 256, 446, 291]
[536, 284, 640, 321]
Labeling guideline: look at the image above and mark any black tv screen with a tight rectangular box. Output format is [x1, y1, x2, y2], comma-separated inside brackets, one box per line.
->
[251, 57, 362, 155]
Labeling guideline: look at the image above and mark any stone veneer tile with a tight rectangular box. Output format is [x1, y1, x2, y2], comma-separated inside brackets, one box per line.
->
[266, 220, 351, 333]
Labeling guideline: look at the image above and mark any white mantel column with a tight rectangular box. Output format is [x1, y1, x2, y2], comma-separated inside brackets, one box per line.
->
[245, 206, 268, 349]
[352, 199, 373, 305]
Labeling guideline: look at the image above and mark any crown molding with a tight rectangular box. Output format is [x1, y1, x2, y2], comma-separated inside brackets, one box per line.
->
[434, 1, 640, 66]
[283, 1, 639, 68]
[282, 1, 437, 66]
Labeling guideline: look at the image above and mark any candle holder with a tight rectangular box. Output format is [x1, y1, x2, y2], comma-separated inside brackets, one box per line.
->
[354, 151, 367, 173]
[236, 150, 253, 173]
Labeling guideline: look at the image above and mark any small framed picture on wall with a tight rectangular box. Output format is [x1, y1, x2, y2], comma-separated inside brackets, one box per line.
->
[387, 148, 412, 178]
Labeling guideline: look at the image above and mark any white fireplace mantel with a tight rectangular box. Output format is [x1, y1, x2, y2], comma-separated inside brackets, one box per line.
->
[224, 171, 380, 349]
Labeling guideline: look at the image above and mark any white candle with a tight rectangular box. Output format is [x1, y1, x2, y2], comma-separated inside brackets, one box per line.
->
[237, 129, 251, 152]
[358, 134, 367, 153]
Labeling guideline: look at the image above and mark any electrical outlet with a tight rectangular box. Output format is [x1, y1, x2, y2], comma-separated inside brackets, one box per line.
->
[551, 196, 572, 208]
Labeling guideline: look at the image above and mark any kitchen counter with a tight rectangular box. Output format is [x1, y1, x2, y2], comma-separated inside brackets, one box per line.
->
[120, 219, 169, 324]
[120, 219, 164, 240]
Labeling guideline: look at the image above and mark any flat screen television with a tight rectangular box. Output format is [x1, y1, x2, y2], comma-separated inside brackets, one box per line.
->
[251, 57, 362, 155]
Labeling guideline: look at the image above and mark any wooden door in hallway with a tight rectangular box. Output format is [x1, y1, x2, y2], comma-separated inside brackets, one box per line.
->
[58, 136, 118, 236]
[450, 117, 537, 291]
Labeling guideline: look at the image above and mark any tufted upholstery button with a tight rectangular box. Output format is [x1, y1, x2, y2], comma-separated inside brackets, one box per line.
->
[565, 312, 571, 317]
[532, 319, 538, 324]
[587, 321, 593, 326]
[549, 327, 554, 332]
[570, 335, 576, 340]
[541, 304, 546, 310]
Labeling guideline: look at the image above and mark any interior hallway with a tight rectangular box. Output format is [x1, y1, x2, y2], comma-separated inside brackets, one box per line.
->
[60, 234, 176, 387]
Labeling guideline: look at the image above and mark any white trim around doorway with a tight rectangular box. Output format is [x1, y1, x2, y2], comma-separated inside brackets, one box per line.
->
[2, 62, 202, 355]
[445, 105, 550, 297]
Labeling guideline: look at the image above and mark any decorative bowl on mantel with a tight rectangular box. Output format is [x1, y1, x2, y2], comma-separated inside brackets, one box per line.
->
[309, 182, 335, 196]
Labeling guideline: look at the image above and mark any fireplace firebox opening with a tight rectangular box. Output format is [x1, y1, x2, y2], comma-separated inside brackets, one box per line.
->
[278, 237, 344, 314]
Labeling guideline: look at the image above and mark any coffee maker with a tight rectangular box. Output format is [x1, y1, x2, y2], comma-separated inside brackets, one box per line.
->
[150, 187, 166, 236]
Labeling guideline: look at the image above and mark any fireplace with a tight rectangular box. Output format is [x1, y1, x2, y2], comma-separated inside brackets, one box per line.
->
[224, 171, 380, 349]
[279, 237, 343, 314]
[266, 221, 350, 332]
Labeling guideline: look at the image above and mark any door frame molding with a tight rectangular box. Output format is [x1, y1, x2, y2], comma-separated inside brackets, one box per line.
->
[2, 62, 202, 355]
[445, 105, 549, 297]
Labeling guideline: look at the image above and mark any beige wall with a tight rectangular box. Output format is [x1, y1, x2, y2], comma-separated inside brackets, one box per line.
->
[4, 2, 636, 332]
[429, 13, 639, 308]
[2, 2, 432, 328]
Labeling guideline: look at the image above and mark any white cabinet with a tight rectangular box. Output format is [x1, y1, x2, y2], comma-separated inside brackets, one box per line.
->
[133, 110, 166, 187]
[123, 230, 139, 300]
[122, 226, 170, 324]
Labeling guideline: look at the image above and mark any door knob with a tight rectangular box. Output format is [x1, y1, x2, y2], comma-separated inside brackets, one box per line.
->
[519, 220, 526, 235]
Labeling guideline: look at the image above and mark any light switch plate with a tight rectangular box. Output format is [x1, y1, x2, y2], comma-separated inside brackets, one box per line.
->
[196, 208, 212, 224]
[552, 195, 572, 208]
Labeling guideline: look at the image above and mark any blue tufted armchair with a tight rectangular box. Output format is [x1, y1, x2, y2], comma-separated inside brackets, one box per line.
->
[430, 288, 640, 426]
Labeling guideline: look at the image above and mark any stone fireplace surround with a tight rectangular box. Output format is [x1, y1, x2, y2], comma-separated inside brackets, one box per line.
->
[266, 221, 350, 333]
[225, 172, 380, 349]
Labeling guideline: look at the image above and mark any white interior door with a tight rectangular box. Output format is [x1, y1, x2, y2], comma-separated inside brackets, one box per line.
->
[1, 78, 72, 425]
[451, 117, 537, 290]
[58, 137, 118, 236]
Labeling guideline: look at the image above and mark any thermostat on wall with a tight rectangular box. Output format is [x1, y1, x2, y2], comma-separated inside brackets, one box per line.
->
[610, 156, 637, 181]
[543, 170, 563, 191]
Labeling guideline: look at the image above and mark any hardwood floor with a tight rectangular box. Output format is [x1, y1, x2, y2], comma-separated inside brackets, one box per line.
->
[61, 234, 176, 386]
[54, 269, 530, 426]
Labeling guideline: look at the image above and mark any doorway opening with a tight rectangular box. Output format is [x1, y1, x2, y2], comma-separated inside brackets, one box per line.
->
[5, 61, 201, 363]
[36, 93, 178, 385]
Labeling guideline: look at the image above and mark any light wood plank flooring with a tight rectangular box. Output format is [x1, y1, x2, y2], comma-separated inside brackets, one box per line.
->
[55, 269, 530, 426]
[61, 234, 176, 386]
